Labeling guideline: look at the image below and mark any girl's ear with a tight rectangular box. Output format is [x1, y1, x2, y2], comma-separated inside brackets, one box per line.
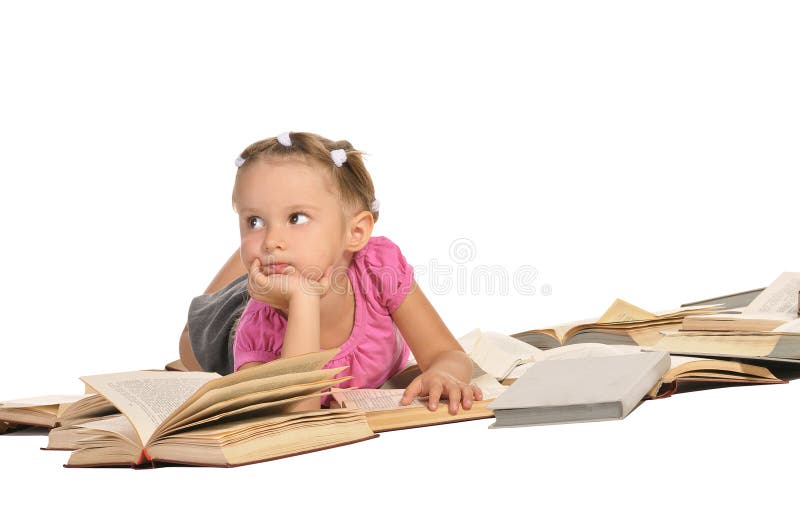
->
[345, 210, 375, 252]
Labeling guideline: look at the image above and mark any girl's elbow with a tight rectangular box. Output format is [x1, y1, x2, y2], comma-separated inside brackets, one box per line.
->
[179, 325, 203, 371]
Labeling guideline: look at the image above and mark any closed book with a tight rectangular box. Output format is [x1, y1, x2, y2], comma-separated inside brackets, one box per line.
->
[488, 351, 670, 428]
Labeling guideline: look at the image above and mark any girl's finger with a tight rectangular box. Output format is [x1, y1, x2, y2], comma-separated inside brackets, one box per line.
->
[445, 382, 462, 415]
[427, 381, 444, 411]
[323, 264, 334, 282]
[250, 268, 270, 290]
[400, 377, 424, 406]
[471, 383, 484, 401]
[460, 383, 474, 410]
[248, 259, 271, 290]
[315, 265, 334, 294]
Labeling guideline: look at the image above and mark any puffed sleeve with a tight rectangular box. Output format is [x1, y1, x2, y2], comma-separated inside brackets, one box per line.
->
[232, 299, 286, 371]
[359, 236, 415, 314]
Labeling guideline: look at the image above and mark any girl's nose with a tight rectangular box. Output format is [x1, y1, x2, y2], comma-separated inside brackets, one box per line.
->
[262, 227, 286, 251]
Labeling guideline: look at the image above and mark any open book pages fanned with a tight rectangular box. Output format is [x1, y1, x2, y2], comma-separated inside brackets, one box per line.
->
[512, 299, 721, 350]
[63, 349, 376, 468]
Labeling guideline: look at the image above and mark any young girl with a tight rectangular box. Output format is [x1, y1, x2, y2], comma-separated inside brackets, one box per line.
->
[194, 131, 481, 414]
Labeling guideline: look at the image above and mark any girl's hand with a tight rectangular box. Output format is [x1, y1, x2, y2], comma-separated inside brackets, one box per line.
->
[399, 369, 483, 415]
[247, 258, 333, 311]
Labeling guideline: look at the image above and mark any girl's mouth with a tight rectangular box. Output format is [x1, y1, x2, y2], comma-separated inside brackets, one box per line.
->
[263, 263, 290, 274]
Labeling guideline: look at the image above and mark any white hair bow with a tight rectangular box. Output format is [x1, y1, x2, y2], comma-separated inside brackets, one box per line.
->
[277, 132, 292, 147]
[330, 148, 347, 167]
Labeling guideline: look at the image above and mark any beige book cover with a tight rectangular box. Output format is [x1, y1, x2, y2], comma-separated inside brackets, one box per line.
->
[488, 351, 670, 428]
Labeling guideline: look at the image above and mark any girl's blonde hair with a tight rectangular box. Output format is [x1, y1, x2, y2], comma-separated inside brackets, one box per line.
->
[232, 132, 379, 223]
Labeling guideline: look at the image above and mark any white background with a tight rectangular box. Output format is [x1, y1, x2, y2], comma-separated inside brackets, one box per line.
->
[1, 1, 799, 530]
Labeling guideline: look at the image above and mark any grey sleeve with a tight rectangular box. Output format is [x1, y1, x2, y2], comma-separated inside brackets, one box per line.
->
[187, 273, 249, 375]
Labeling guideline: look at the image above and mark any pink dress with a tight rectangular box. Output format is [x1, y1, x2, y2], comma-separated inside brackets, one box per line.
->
[233, 236, 414, 402]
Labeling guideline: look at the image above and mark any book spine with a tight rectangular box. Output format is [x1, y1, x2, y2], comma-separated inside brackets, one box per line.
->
[136, 448, 152, 466]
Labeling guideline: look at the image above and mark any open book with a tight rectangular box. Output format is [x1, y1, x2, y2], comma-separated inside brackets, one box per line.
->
[0, 394, 112, 430]
[331, 367, 507, 432]
[64, 349, 376, 468]
[40, 394, 120, 450]
[512, 299, 720, 349]
[680, 273, 800, 332]
[652, 355, 785, 398]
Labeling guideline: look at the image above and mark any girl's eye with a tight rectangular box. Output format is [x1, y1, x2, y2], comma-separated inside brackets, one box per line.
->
[289, 212, 310, 225]
[248, 216, 264, 229]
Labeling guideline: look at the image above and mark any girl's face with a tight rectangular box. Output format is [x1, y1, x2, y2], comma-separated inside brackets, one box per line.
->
[234, 157, 349, 281]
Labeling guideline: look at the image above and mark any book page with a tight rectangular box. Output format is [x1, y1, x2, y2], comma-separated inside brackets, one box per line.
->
[552, 316, 597, 341]
[76, 414, 141, 447]
[333, 374, 507, 412]
[507, 344, 658, 379]
[597, 299, 656, 324]
[471, 373, 508, 399]
[668, 355, 706, 368]
[333, 388, 417, 411]
[462, 329, 543, 379]
[212, 348, 338, 389]
[157, 349, 340, 431]
[745, 272, 800, 316]
[541, 343, 651, 361]
[653, 332, 779, 357]
[160, 375, 351, 437]
[654, 304, 723, 316]
[80, 371, 219, 445]
[687, 312, 791, 321]
[160, 367, 345, 430]
[774, 318, 800, 332]
[506, 362, 535, 380]
[0, 394, 90, 408]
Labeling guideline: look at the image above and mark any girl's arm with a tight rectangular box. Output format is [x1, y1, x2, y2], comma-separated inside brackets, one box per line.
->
[238, 295, 321, 365]
[392, 281, 482, 414]
[179, 248, 247, 371]
[241, 272, 327, 411]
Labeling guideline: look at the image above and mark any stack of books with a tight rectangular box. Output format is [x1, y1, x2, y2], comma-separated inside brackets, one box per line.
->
[655, 272, 800, 362]
[509, 272, 800, 397]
